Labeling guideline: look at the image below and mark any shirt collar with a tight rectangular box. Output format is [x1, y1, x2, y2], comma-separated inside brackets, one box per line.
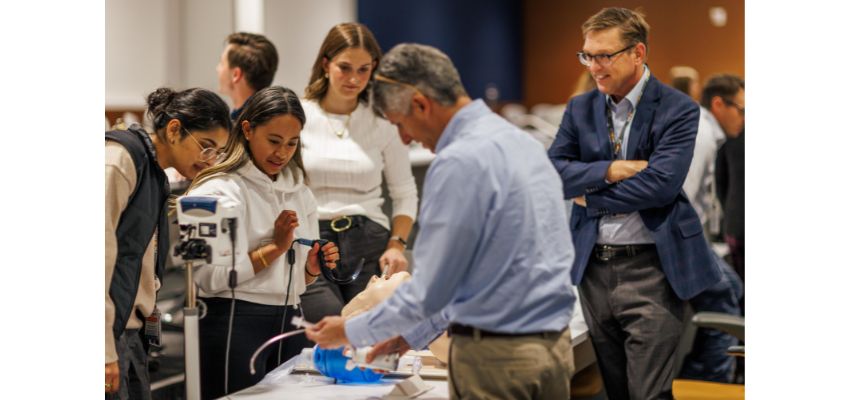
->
[606, 64, 650, 110]
[435, 99, 488, 153]
[230, 92, 257, 121]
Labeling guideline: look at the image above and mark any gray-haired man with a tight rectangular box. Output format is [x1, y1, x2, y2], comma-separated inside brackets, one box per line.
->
[306, 43, 577, 399]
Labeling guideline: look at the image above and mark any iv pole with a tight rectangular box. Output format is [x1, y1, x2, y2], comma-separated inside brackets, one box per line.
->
[184, 261, 201, 400]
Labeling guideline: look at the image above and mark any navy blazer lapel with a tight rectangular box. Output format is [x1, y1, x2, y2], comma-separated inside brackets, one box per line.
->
[592, 91, 612, 158]
[626, 75, 661, 160]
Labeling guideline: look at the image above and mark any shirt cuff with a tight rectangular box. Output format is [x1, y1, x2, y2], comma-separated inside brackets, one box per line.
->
[401, 314, 448, 350]
[345, 312, 380, 348]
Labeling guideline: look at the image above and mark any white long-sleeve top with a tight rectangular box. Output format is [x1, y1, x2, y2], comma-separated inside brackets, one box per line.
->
[300, 99, 418, 229]
[189, 161, 319, 306]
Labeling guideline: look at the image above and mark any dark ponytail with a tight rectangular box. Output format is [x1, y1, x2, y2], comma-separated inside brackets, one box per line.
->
[145, 87, 232, 139]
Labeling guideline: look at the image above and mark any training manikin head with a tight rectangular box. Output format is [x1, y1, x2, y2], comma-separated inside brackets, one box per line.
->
[340, 272, 451, 364]
[342, 272, 411, 318]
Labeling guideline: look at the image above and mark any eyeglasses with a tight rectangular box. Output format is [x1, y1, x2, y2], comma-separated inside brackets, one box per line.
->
[183, 128, 224, 162]
[723, 99, 745, 116]
[372, 74, 426, 118]
[577, 45, 635, 67]
[373, 74, 423, 96]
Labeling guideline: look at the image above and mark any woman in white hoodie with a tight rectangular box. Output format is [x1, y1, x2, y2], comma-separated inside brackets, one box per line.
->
[185, 86, 339, 399]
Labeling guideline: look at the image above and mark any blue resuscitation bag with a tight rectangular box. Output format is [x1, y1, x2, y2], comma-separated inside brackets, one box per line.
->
[307, 345, 384, 383]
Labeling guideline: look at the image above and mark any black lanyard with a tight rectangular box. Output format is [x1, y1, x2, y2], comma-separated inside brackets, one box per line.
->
[605, 81, 648, 159]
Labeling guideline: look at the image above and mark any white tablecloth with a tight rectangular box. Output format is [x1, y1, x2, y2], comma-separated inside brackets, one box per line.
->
[227, 286, 590, 400]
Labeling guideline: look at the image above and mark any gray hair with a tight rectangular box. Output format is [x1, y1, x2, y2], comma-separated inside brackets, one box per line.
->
[370, 43, 467, 116]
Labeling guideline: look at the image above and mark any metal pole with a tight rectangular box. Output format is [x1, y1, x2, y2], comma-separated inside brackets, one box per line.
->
[184, 261, 201, 400]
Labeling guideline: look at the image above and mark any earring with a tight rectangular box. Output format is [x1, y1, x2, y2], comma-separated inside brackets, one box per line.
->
[324, 73, 329, 79]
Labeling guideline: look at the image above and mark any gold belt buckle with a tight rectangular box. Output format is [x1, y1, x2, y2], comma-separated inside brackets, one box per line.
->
[330, 215, 353, 232]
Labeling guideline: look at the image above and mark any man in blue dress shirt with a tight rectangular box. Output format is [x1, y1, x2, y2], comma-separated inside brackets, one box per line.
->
[307, 43, 578, 399]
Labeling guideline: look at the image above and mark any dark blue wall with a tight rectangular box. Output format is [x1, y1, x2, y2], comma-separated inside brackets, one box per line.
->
[357, 0, 522, 102]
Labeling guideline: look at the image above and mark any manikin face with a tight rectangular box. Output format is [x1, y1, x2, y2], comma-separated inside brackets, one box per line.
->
[342, 272, 412, 318]
[323, 47, 375, 102]
[582, 28, 645, 100]
[242, 114, 302, 179]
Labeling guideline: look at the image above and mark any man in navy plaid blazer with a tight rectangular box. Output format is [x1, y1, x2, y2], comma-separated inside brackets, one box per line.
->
[548, 7, 722, 399]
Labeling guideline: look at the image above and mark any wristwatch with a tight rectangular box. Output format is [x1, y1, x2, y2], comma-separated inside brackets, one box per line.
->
[389, 236, 407, 249]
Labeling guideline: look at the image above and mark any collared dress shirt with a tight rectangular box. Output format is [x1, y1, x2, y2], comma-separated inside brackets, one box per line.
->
[597, 65, 655, 244]
[345, 100, 576, 349]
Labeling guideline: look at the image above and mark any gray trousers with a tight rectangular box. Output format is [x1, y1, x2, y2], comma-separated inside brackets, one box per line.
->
[578, 247, 684, 400]
[448, 329, 574, 400]
[107, 329, 151, 400]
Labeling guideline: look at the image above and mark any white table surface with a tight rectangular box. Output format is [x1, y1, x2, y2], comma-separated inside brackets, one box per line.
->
[227, 287, 590, 400]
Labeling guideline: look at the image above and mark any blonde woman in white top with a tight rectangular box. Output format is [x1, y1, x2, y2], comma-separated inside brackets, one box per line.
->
[299, 22, 418, 321]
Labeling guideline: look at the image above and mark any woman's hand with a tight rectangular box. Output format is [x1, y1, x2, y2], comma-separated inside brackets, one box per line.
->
[307, 241, 339, 276]
[272, 210, 299, 249]
[379, 246, 408, 278]
[105, 361, 120, 393]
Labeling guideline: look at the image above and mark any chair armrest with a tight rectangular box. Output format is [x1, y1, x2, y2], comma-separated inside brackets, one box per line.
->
[692, 312, 745, 341]
[727, 345, 745, 358]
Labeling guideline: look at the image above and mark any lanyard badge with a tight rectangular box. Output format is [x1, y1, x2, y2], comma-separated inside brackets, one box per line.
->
[144, 306, 162, 347]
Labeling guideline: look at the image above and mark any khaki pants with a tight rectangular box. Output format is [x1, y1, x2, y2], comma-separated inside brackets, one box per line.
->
[448, 328, 574, 400]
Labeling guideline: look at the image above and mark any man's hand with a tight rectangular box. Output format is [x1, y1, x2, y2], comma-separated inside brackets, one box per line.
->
[367, 336, 411, 363]
[605, 160, 649, 183]
[305, 316, 350, 348]
[379, 247, 408, 278]
[573, 196, 587, 207]
[105, 361, 120, 393]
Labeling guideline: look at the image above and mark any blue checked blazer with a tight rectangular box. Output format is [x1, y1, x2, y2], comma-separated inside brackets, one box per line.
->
[548, 75, 721, 300]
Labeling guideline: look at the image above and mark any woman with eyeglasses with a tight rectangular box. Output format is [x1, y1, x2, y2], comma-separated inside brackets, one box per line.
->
[184, 86, 340, 399]
[298, 22, 418, 323]
[106, 87, 232, 398]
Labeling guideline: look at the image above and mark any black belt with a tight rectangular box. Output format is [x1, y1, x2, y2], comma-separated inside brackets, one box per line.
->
[448, 324, 562, 339]
[319, 215, 371, 233]
[593, 244, 655, 262]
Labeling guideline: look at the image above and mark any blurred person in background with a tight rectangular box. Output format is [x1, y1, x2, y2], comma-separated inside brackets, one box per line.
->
[705, 75, 746, 286]
[217, 32, 279, 120]
[670, 65, 701, 102]
[678, 73, 746, 382]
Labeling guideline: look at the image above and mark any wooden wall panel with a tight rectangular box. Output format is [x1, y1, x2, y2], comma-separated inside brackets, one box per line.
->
[523, 0, 744, 106]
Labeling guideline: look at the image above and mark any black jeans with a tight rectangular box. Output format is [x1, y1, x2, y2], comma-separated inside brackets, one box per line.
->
[198, 298, 311, 399]
[106, 329, 150, 400]
[300, 216, 390, 322]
